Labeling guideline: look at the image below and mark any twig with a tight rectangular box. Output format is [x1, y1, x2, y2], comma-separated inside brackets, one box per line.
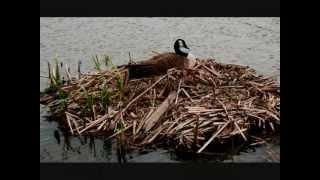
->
[165, 115, 187, 133]
[197, 121, 230, 153]
[218, 86, 245, 88]
[79, 114, 110, 134]
[200, 64, 221, 77]
[171, 118, 196, 133]
[186, 107, 224, 114]
[249, 140, 266, 146]
[97, 120, 107, 130]
[151, 50, 161, 55]
[135, 108, 155, 134]
[145, 126, 165, 144]
[233, 121, 247, 141]
[175, 80, 182, 104]
[181, 88, 194, 102]
[193, 115, 200, 150]
[106, 124, 133, 140]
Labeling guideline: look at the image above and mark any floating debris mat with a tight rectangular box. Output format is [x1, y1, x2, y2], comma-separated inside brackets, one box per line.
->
[40, 58, 280, 154]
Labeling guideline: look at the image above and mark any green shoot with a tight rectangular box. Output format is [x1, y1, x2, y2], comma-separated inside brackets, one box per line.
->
[46, 58, 63, 92]
[57, 90, 69, 110]
[103, 55, 112, 67]
[44, 85, 58, 94]
[58, 90, 68, 100]
[80, 85, 96, 116]
[100, 86, 110, 110]
[92, 55, 102, 71]
[115, 73, 124, 101]
[48, 62, 53, 86]
[54, 58, 61, 86]
[114, 120, 124, 133]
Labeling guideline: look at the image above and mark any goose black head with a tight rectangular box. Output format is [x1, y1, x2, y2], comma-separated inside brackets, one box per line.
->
[174, 39, 190, 57]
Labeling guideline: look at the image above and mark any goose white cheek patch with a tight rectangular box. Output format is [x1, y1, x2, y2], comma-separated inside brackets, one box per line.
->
[179, 47, 190, 54]
[186, 53, 197, 68]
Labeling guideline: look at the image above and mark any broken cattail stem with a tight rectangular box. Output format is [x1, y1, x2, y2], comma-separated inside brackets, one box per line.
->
[92, 105, 97, 121]
[47, 62, 53, 85]
[269, 122, 275, 131]
[106, 124, 133, 140]
[78, 60, 82, 79]
[128, 52, 132, 64]
[133, 120, 136, 136]
[97, 120, 107, 131]
[65, 113, 74, 135]
[193, 115, 200, 151]
[144, 91, 177, 132]
[152, 89, 156, 107]
[71, 117, 81, 135]
[65, 64, 72, 83]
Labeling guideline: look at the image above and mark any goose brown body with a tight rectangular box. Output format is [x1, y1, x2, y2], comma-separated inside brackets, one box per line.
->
[138, 52, 188, 72]
[124, 52, 190, 79]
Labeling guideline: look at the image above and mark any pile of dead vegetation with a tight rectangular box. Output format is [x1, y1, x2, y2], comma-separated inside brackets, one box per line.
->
[40, 56, 280, 154]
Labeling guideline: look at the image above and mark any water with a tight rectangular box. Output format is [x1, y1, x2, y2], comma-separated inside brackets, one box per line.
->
[40, 17, 280, 162]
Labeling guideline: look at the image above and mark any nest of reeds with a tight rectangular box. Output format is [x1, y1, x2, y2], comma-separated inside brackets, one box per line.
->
[40, 56, 280, 154]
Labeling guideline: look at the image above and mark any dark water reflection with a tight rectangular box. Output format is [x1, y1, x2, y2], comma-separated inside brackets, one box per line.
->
[40, 110, 279, 163]
[40, 18, 280, 162]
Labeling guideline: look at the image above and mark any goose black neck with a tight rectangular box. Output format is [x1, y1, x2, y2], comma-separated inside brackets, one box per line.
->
[174, 39, 190, 57]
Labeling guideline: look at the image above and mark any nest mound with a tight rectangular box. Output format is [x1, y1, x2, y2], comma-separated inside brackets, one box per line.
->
[40, 58, 280, 154]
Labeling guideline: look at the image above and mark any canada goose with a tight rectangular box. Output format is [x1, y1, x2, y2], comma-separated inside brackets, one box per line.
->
[122, 39, 197, 79]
